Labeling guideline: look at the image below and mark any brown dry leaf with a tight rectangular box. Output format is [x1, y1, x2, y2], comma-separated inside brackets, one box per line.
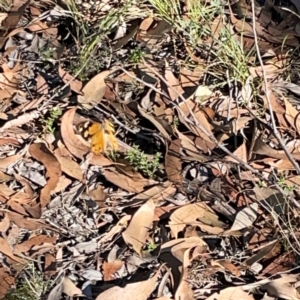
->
[61, 108, 90, 159]
[81, 70, 110, 109]
[103, 260, 124, 281]
[36, 73, 49, 95]
[122, 199, 156, 255]
[89, 185, 107, 207]
[177, 98, 215, 150]
[7, 211, 49, 231]
[29, 143, 61, 207]
[225, 141, 247, 163]
[0, 267, 14, 299]
[175, 249, 195, 300]
[206, 287, 254, 300]
[13, 235, 56, 256]
[0, 154, 22, 169]
[210, 259, 241, 277]
[96, 266, 161, 300]
[0, 237, 24, 264]
[138, 104, 171, 139]
[131, 181, 176, 203]
[169, 203, 226, 238]
[62, 276, 83, 297]
[261, 276, 300, 300]
[161, 236, 208, 262]
[180, 66, 204, 88]
[58, 66, 83, 94]
[99, 215, 131, 244]
[165, 139, 183, 188]
[164, 64, 185, 101]
[0, 213, 10, 232]
[244, 240, 278, 267]
[0, 0, 30, 48]
[103, 168, 156, 193]
[54, 148, 83, 181]
[284, 97, 300, 132]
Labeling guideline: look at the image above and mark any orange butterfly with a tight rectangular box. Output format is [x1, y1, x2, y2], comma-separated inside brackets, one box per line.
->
[76, 119, 118, 154]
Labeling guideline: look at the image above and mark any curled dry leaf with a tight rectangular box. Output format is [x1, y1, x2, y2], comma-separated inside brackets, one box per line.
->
[96, 266, 161, 300]
[122, 199, 156, 255]
[29, 143, 61, 207]
[169, 203, 226, 238]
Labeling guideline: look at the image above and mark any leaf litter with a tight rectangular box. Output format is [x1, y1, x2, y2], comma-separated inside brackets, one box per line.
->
[1, 0, 300, 299]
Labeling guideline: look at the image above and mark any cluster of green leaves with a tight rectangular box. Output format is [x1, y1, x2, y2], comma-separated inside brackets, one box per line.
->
[41, 107, 62, 134]
[125, 145, 162, 178]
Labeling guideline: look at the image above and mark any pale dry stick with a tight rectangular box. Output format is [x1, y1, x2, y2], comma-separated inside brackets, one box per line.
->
[250, 0, 300, 175]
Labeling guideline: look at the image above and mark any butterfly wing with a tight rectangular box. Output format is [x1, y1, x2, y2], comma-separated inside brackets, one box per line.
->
[89, 123, 106, 154]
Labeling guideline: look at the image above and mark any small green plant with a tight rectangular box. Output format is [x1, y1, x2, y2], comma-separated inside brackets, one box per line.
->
[41, 107, 62, 134]
[128, 47, 145, 64]
[125, 145, 162, 178]
[4, 262, 50, 300]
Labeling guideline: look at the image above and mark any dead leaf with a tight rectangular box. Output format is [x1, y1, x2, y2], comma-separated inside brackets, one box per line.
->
[164, 64, 185, 101]
[0, 213, 10, 232]
[99, 215, 131, 244]
[122, 199, 156, 255]
[103, 260, 124, 281]
[59, 66, 83, 94]
[165, 139, 183, 188]
[7, 211, 49, 231]
[62, 276, 83, 297]
[61, 108, 90, 159]
[29, 143, 61, 207]
[54, 149, 83, 181]
[175, 249, 195, 300]
[244, 240, 278, 267]
[228, 203, 258, 231]
[211, 259, 241, 277]
[0, 267, 14, 299]
[169, 203, 226, 238]
[261, 276, 300, 300]
[0, 154, 22, 169]
[206, 286, 255, 300]
[284, 97, 300, 132]
[81, 70, 110, 109]
[96, 267, 161, 300]
[14, 235, 56, 256]
[0, 237, 24, 264]
[103, 168, 156, 193]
